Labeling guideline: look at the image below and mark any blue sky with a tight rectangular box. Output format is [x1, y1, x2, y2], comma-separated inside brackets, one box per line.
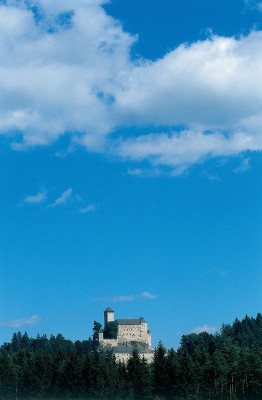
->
[0, 0, 262, 349]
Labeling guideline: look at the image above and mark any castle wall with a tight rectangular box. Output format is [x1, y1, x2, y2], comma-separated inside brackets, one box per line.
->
[148, 331, 152, 347]
[117, 322, 150, 345]
[99, 311, 154, 363]
[114, 351, 154, 364]
[100, 338, 118, 347]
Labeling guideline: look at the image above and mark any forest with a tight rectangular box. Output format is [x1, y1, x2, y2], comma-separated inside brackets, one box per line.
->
[0, 313, 261, 400]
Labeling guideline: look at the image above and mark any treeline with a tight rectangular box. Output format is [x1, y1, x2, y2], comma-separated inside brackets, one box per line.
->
[0, 314, 261, 399]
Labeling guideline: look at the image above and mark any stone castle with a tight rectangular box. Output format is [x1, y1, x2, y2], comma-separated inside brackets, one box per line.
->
[99, 307, 155, 363]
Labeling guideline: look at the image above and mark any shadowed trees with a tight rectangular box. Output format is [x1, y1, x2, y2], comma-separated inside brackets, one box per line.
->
[0, 313, 261, 399]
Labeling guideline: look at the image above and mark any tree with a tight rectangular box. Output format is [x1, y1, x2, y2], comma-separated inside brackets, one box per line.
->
[152, 341, 168, 398]
[63, 351, 82, 397]
[103, 321, 118, 339]
[32, 350, 52, 397]
[11, 333, 21, 352]
[51, 348, 68, 397]
[127, 349, 151, 399]
[16, 349, 35, 397]
[166, 348, 179, 398]
[0, 351, 18, 398]
[82, 352, 92, 396]
[92, 321, 102, 350]
[176, 346, 196, 397]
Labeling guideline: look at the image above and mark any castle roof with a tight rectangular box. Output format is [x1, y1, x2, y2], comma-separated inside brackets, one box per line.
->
[104, 307, 114, 312]
[116, 317, 147, 325]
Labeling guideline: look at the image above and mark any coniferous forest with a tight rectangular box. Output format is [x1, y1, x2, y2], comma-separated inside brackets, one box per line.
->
[0, 314, 261, 400]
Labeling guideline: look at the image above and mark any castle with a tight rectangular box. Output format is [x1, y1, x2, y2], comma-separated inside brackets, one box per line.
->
[99, 307, 155, 363]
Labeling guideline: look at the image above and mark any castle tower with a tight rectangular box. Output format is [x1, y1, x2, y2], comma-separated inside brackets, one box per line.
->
[104, 307, 114, 327]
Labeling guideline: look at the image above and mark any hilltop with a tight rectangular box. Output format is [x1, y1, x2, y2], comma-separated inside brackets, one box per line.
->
[0, 313, 261, 399]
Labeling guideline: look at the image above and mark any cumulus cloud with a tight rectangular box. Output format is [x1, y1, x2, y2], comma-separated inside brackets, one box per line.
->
[0, 0, 134, 150]
[115, 130, 257, 173]
[190, 325, 218, 334]
[24, 190, 47, 204]
[1, 0, 262, 171]
[48, 188, 72, 207]
[0, 314, 41, 328]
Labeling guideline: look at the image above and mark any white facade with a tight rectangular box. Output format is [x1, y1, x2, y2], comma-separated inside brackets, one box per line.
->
[117, 322, 151, 346]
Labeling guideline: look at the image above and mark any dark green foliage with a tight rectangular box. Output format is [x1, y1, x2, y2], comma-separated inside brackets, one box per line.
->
[103, 321, 118, 339]
[127, 349, 151, 399]
[0, 313, 261, 399]
[152, 342, 168, 398]
[92, 320, 102, 351]
[0, 351, 18, 397]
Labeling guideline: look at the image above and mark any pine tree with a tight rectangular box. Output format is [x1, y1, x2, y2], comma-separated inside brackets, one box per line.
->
[11, 333, 21, 352]
[15, 348, 35, 397]
[127, 349, 151, 400]
[152, 341, 168, 398]
[176, 346, 196, 398]
[166, 348, 179, 399]
[51, 348, 68, 397]
[0, 351, 18, 398]
[81, 352, 91, 396]
[93, 321, 102, 350]
[63, 351, 82, 397]
[32, 350, 52, 397]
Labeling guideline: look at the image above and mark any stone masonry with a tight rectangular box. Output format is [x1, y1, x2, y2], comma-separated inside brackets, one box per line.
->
[99, 307, 155, 363]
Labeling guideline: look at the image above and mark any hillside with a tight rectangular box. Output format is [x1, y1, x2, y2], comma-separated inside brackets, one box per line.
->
[0, 314, 261, 399]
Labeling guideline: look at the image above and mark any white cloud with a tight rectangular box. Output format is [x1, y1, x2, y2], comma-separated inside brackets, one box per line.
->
[127, 168, 162, 177]
[80, 204, 96, 213]
[245, 0, 262, 11]
[48, 188, 72, 207]
[234, 157, 251, 173]
[24, 190, 47, 204]
[202, 171, 222, 182]
[141, 291, 158, 299]
[95, 291, 158, 302]
[0, 0, 134, 149]
[211, 268, 228, 277]
[111, 295, 136, 302]
[115, 130, 257, 172]
[1, 1, 262, 170]
[95, 295, 136, 302]
[0, 314, 41, 328]
[190, 325, 218, 334]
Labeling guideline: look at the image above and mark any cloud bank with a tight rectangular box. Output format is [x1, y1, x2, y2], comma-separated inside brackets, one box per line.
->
[1, 0, 262, 172]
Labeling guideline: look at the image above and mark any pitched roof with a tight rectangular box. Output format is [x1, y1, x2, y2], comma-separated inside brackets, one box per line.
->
[104, 307, 114, 312]
[116, 317, 147, 325]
